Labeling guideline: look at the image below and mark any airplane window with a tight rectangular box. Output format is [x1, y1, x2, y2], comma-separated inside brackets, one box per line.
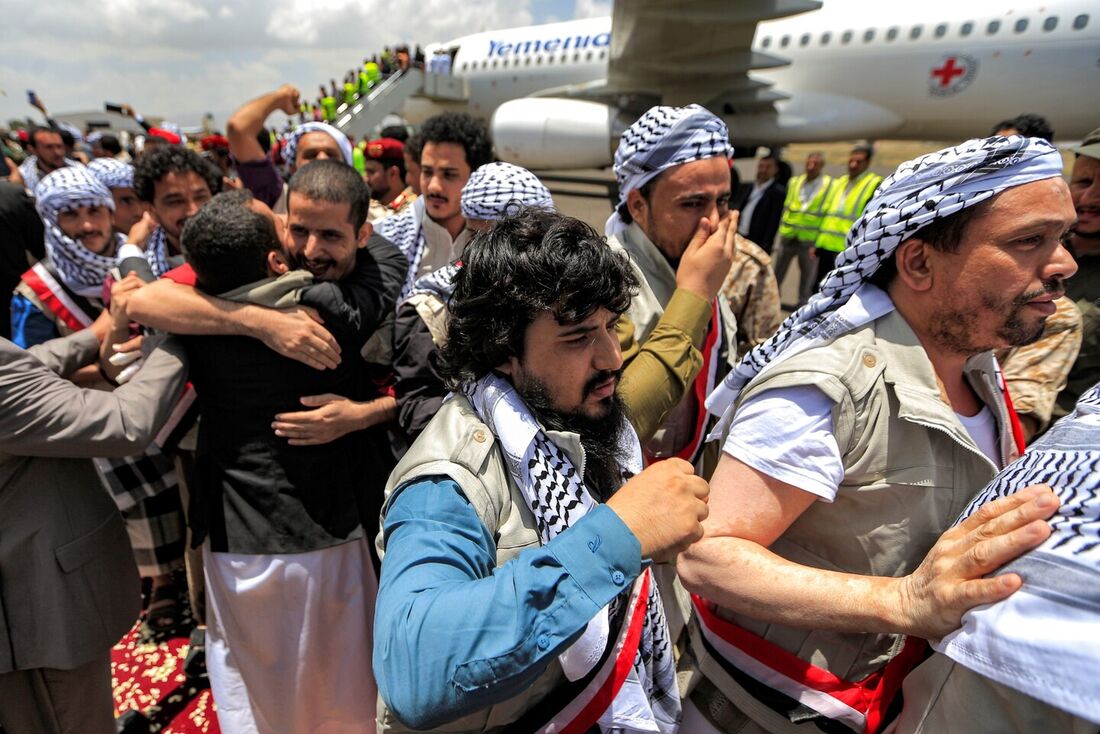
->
[546, 55, 552, 64]
[585, 51, 593, 61]
[820, 31, 831, 45]
[1073, 14, 1088, 30]
[841, 30, 853, 44]
[762, 36, 772, 48]
[934, 23, 948, 38]
[987, 19, 1001, 34]
[960, 21, 974, 36]
[502, 58, 509, 67]
[910, 25, 922, 39]
[492, 59, 498, 68]
[1043, 16, 1058, 31]
[526, 57, 532, 65]
[800, 33, 811, 46]
[599, 50, 606, 59]
[460, 62, 467, 71]
[863, 29, 874, 42]
[780, 34, 791, 48]
[536, 56, 542, 65]
[886, 26, 898, 41]
[561, 54, 567, 62]
[1015, 18, 1028, 32]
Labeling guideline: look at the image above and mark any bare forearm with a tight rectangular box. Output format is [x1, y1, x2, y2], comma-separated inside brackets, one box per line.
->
[679, 536, 907, 636]
[227, 91, 279, 163]
[128, 282, 260, 336]
[360, 395, 397, 429]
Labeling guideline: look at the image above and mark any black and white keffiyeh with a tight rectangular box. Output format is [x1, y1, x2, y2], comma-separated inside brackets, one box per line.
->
[705, 136, 1066, 433]
[376, 196, 427, 298]
[462, 372, 680, 733]
[35, 166, 123, 297]
[935, 381, 1100, 725]
[87, 157, 134, 190]
[402, 261, 460, 305]
[460, 161, 553, 221]
[19, 155, 82, 192]
[606, 104, 733, 237]
[281, 122, 354, 168]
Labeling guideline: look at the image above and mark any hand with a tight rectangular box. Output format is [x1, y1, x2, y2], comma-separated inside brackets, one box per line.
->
[606, 458, 709, 562]
[4, 156, 23, 186]
[222, 175, 243, 190]
[275, 84, 301, 115]
[126, 211, 157, 248]
[895, 483, 1059, 640]
[676, 210, 739, 301]
[253, 306, 341, 370]
[109, 334, 145, 384]
[272, 393, 366, 446]
[110, 272, 145, 321]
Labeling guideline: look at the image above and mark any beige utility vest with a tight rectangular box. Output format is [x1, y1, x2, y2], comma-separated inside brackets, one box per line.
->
[687, 309, 1019, 730]
[376, 394, 582, 733]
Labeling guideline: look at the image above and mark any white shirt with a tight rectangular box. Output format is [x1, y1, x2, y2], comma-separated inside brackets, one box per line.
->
[737, 179, 774, 236]
[955, 405, 1001, 468]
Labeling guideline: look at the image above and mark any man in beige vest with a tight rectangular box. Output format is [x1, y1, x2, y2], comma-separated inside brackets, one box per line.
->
[677, 135, 1077, 733]
[374, 209, 710, 733]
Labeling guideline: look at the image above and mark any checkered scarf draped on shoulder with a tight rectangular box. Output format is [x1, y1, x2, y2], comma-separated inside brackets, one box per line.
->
[705, 135, 1066, 424]
[606, 104, 733, 237]
[281, 122, 354, 167]
[460, 161, 553, 221]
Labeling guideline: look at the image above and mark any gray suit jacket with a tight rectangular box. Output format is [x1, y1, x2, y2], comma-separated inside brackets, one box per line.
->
[0, 330, 187, 672]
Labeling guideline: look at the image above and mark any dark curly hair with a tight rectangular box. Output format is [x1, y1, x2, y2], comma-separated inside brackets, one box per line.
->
[182, 189, 280, 295]
[133, 145, 222, 204]
[418, 112, 493, 170]
[436, 208, 638, 388]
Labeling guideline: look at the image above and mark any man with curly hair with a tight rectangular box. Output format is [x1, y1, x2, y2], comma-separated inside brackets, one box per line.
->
[374, 111, 493, 296]
[373, 208, 709, 733]
[131, 145, 222, 264]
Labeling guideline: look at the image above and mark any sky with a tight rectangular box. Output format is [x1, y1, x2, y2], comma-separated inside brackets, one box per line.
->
[0, 0, 611, 131]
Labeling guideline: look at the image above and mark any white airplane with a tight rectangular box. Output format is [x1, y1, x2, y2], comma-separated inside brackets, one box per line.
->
[390, 0, 1099, 169]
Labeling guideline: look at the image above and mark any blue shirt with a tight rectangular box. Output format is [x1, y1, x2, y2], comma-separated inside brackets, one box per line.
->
[373, 476, 643, 730]
[10, 293, 59, 348]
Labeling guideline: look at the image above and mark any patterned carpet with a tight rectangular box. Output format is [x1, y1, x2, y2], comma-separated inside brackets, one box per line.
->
[112, 583, 220, 733]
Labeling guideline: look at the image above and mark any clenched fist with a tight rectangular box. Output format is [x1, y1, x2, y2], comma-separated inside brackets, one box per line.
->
[606, 458, 709, 562]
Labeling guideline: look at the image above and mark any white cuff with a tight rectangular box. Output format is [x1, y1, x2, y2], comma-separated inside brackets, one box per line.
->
[118, 243, 145, 261]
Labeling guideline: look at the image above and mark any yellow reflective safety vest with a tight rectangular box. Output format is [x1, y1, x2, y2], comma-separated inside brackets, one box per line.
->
[778, 173, 833, 243]
[814, 171, 883, 253]
[321, 95, 337, 122]
[364, 62, 381, 84]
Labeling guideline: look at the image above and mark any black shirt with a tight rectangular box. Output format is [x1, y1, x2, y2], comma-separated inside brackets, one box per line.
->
[0, 183, 45, 339]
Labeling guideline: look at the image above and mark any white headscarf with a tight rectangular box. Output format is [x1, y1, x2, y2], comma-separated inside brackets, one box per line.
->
[705, 135, 1066, 432]
[87, 157, 134, 190]
[606, 104, 733, 237]
[35, 167, 122, 297]
[460, 161, 553, 221]
[282, 122, 354, 168]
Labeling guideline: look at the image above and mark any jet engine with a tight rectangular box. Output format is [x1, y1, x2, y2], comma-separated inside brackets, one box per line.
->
[491, 98, 614, 170]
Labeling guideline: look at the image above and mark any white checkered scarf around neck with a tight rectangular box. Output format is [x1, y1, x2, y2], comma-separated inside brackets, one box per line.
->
[19, 155, 82, 192]
[281, 122, 354, 167]
[606, 104, 733, 238]
[460, 161, 554, 221]
[462, 372, 680, 733]
[87, 157, 134, 190]
[375, 195, 428, 298]
[704, 136, 1066, 434]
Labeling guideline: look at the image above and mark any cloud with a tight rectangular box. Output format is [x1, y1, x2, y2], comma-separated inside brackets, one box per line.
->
[0, 0, 541, 127]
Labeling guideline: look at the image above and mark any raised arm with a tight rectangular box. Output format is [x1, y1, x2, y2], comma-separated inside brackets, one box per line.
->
[127, 278, 341, 370]
[227, 85, 300, 164]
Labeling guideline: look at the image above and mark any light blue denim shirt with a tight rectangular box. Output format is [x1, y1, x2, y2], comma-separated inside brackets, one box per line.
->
[373, 476, 642, 730]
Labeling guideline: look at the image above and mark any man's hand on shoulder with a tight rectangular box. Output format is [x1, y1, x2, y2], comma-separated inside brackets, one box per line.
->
[894, 483, 1059, 639]
[606, 458, 709, 563]
[253, 306, 341, 371]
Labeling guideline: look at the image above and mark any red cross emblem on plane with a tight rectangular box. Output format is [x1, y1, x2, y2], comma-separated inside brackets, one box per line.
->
[929, 54, 978, 96]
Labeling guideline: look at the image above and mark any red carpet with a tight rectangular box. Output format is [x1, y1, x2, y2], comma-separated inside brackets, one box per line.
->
[112, 622, 220, 733]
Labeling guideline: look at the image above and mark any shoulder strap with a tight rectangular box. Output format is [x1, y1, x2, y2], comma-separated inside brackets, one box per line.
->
[21, 262, 101, 331]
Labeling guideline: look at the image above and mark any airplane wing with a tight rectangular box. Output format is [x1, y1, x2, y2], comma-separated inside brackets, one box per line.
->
[534, 0, 820, 117]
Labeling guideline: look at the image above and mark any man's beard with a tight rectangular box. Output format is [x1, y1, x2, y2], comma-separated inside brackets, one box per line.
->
[518, 370, 629, 502]
[930, 278, 1064, 353]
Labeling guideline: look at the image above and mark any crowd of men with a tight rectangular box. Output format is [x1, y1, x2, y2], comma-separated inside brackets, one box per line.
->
[0, 82, 1097, 734]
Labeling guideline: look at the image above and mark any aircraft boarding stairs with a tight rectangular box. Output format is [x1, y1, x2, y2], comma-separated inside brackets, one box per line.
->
[335, 69, 467, 140]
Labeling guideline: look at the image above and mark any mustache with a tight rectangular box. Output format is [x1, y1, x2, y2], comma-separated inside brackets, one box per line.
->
[1014, 278, 1064, 305]
[74, 231, 106, 241]
[582, 368, 622, 399]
